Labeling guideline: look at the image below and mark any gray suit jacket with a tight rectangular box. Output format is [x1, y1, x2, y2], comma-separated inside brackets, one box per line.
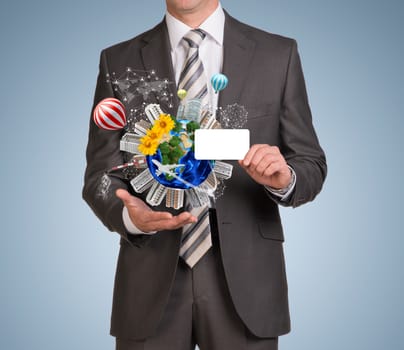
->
[83, 11, 326, 340]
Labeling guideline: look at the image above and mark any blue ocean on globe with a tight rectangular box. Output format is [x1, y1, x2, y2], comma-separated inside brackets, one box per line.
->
[147, 150, 214, 190]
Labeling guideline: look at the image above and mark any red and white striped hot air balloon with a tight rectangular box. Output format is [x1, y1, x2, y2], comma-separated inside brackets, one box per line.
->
[93, 98, 126, 130]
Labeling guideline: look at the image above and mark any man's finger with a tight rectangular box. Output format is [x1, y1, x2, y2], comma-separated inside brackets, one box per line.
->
[254, 153, 282, 175]
[263, 161, 283, 178]
[247, 148, 276, 170]
[160, 212, 197, 229]
[150, 213, 197, 231]
[115, 189, 136, 207]
[139, 209, 174, 223]
[176, 211, 197, 224]
[242, 144, 267, 167]
[254, 154, 274, 175]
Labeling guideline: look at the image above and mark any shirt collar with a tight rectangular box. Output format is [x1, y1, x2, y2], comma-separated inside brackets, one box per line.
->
[165, 2, 225, 51]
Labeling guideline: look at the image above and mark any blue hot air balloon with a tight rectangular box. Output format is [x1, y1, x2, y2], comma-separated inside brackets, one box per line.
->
[211, 73, 228, 93]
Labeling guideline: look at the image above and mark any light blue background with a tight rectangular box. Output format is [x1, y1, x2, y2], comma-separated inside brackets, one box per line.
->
[0, 1, 403, 349]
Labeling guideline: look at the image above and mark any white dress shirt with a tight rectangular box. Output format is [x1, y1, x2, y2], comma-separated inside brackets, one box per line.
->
[165, 3, 225, 110]
[123, 3, 296, 234]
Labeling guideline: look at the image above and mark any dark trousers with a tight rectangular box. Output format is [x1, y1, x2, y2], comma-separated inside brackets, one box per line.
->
[115, 228, 278, 350]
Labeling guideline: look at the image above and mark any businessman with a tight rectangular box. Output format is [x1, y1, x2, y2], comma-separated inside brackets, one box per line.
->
[83, 1, 327, 349]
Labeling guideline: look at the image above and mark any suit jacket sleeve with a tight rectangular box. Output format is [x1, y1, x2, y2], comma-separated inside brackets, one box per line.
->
[269, 40, 327, 207]
[82, 50, 150, 247]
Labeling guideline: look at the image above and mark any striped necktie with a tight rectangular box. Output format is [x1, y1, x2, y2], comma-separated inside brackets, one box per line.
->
[178, 29, 212, 268]
[178, 29, 209, 106]
[180, 204, 212, 268]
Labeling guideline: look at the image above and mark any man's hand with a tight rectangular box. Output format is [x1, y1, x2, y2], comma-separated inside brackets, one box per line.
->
[116, 189, 197, 233]
[239, 144, 292, 189]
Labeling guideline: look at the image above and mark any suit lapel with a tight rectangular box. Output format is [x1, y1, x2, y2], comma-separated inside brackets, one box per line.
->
[219, 12, 256, 108]
[215, 13, 256, 221]
[140, 13, 255, 114]
[140, 20, 180, 114]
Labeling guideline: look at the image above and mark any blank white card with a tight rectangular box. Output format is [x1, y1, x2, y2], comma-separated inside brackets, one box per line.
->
[194, 129, 250, 160]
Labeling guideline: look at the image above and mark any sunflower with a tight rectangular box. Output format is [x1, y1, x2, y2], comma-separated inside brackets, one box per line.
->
[153, 114, 175, 135]
[138, 135, 159, 156]
[146, 128, 163, 142]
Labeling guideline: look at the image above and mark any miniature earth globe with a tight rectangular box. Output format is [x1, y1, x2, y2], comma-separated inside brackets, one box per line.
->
[146, 120, 214, 190]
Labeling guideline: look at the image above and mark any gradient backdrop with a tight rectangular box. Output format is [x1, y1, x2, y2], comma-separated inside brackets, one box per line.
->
[1, 0, 403, 349]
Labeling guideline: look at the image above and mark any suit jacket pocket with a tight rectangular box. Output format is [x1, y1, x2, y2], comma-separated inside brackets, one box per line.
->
[258, 220, 284, 242]
[246, 103, 279, 120]
[120, 234, 152, 248]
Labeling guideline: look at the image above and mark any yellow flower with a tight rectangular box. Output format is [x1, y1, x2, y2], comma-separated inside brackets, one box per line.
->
[138, 135, 158, 156]
[146, 128, 163, 142]
[153, 114, 175, 135]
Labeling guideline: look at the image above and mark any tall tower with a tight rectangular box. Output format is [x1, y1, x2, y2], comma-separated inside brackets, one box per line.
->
[183, 99, 202, 123]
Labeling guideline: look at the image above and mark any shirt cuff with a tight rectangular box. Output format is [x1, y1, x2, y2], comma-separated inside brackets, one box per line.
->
[264, 166, 296, 201]
[122, 206, 156, 235]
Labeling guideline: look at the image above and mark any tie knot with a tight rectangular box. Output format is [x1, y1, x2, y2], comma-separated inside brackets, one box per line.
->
[183, 29, 206, 48]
